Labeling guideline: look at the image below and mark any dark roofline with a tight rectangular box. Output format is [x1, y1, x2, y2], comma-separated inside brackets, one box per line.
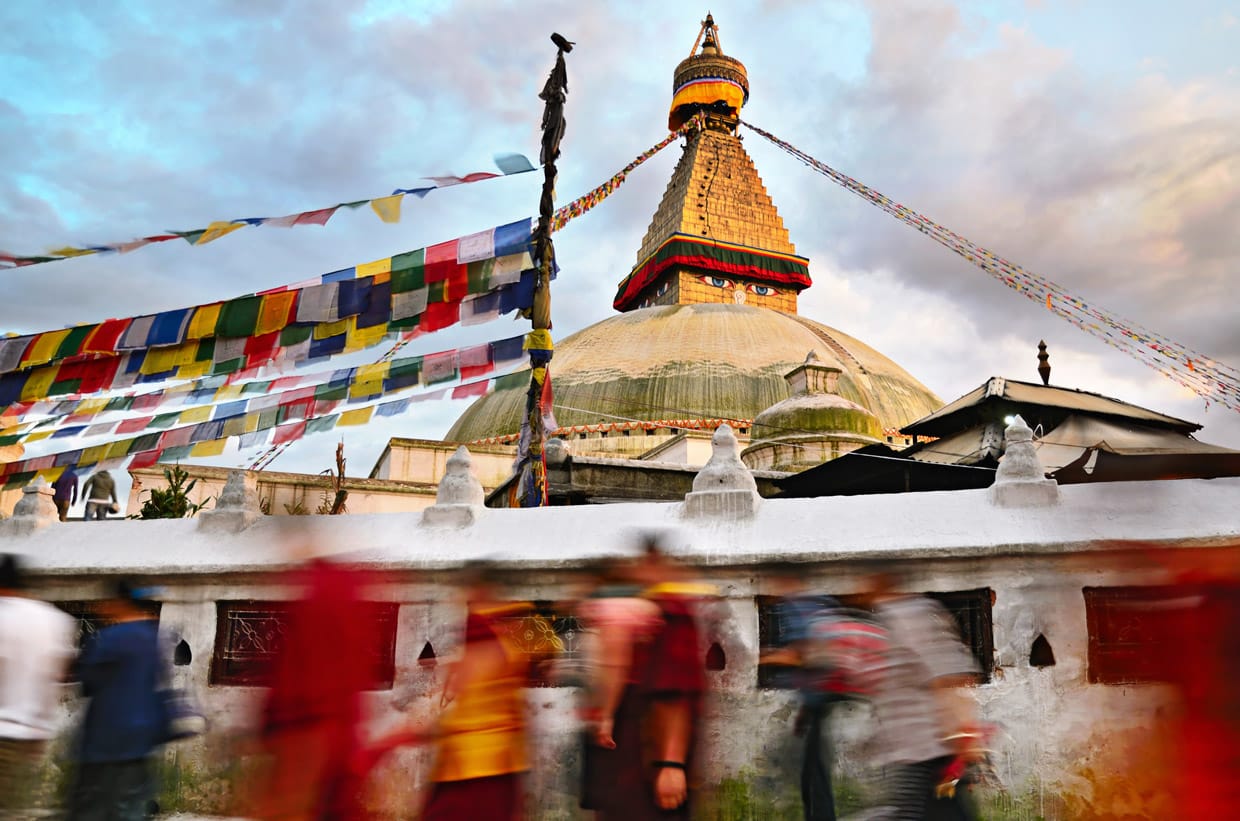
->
[901, 377, 1201, 438]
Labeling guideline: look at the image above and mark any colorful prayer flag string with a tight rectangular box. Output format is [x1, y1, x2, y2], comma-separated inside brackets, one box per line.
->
[739, 118, 1240, 414]
[0, 338, 528, 481]
[0, 218, 542, 407]
[548, 112, 704, 234]
[0, 155, 536, 269]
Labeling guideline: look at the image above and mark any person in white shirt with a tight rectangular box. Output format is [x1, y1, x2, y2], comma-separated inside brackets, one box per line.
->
[0, 553, 77, 814]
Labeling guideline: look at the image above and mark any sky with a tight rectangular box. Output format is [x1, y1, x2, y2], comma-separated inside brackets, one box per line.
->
[2, 0, 1238, 503]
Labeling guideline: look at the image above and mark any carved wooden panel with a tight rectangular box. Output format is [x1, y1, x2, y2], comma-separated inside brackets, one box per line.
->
[210, 600, 398, 689]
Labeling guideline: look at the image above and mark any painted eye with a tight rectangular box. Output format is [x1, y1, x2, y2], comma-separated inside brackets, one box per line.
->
[748, 284, 775, 296]
[700, 275, 734, 289]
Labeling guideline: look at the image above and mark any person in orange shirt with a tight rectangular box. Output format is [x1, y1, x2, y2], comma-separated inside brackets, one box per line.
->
[417, 565, 543, 821]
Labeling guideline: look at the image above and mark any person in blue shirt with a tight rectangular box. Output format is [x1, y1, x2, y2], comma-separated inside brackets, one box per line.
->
[67, 580, 163, 821]
[52, 468, 78, 521]
[761, 564, 841, 821]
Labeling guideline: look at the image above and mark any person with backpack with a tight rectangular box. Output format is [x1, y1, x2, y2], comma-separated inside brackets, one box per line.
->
[763, 564, 888, 821]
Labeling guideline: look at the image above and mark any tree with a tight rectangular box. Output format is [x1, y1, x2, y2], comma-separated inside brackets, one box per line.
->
[136, 465, 211, 519]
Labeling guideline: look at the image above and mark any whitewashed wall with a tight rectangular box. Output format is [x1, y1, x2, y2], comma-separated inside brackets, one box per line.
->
[6, 475, 1238, 818]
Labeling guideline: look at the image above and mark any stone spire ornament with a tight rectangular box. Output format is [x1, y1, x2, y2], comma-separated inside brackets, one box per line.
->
[3, 478, 58, 536]
[423, 446, 486, 527]
[684, 424, 761, 518]
[990, 415, 1059, 507]
[199, 470, 261, 532]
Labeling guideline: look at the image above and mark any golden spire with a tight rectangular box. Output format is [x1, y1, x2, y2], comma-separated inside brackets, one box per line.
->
[668, 13, 749, 131]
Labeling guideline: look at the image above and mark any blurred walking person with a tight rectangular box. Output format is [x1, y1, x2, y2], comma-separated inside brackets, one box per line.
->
[581, 538, 709, 821]
[52, 467, 79, 522]
[859, 571, 982, 821]
[81, 470, 117, 521]
[0, 554, 77, 816]
[410, 565, 542, 821]
[250, 554, 373, 821]
[762, 565, 887, 821]
[67, 580, 164, 821]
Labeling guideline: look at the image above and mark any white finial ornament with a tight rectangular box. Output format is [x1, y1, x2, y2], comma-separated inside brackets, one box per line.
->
[199, 470, 261, 532]
[684, 424, 761, 519]
[423, 446, 486, 527]
[990, 415, 1060, 507]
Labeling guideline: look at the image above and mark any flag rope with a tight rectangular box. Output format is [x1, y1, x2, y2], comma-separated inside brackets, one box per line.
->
[739, 118, 1240, 413]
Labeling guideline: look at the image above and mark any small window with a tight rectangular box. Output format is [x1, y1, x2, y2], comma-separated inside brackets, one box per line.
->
[492, 601, 582, 688]
[756, 588, 995, 687]
[1083, 586, 1183, 685]
[55, 600, 163, 681]
[417, 641, 437, 669]
[706, 642, 727, 671]
[210, 600, 398, 689]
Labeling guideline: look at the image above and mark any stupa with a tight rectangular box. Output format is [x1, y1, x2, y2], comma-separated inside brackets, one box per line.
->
[446, 15, 940, 456]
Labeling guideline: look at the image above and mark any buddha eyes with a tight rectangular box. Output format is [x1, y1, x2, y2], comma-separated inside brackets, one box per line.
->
[696, 276, 777, 296]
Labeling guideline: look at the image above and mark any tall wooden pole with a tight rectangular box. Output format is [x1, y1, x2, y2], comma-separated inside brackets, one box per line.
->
[517, 34, 571, 507]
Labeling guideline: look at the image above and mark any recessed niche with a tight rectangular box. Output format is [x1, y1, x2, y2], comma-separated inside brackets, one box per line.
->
[173, 639, 192, 667]
[418, 641, 437, 669]
[705, 642, 726, 672]
[1030, 633, 1056, 668]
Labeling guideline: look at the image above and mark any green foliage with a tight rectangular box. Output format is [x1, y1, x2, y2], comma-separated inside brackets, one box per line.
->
[136, 465, 211, 519]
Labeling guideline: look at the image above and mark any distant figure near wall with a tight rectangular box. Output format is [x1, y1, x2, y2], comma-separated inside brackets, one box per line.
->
[81, 470, 118, 521]
[52, 467, 79, 522]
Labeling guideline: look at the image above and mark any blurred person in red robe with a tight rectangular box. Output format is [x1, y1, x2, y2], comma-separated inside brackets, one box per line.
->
[248, 535, 375, 821]
[581, 537, 711, 821]
[1107, 541, 1240, 818]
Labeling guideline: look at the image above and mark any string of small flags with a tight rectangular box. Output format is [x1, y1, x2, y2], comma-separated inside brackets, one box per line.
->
[0, 154, 536, 269]
[740, 119, 1240, 413]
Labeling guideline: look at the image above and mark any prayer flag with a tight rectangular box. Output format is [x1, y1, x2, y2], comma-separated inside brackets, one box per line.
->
[494, 153, 536, 174]
[196, 221, 246, 245]
[371, 194, 403, 224]
[191, 439, 227, 456]
[337, 406, 374, 426]
[294, 207, 339, 227]
[457, 228, 495, 263]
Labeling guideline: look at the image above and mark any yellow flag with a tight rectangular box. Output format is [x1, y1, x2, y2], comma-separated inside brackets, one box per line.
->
[79, 445, 109, 465]
[23, 430, 54, 443]
[196, 221, 246, 245]
[179, 406, 212, 425]
[371, 194, 403, 224]
[25, 329, 71, 366]
[337, 406, 375, 426]
[349, 379, 383, 399]
[37, 466, 65, 484]
[48, 246, 97, 258]
[191, 439, 227, 456]
[314, 318, 351, 340]
[187, 304, 223, 339]
[20, 367, 60, 401]
[356, 257, 393, 282]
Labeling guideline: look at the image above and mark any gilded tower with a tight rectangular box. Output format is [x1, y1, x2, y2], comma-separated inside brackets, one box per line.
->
[446, 15, 941, 446]
[614, 15, 811, 313]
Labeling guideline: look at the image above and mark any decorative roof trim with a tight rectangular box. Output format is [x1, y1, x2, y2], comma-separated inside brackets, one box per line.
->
[614, 233, 812, 311]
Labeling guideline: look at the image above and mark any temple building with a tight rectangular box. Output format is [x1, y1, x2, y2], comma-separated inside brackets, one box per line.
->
[447, 15, 941, 462]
